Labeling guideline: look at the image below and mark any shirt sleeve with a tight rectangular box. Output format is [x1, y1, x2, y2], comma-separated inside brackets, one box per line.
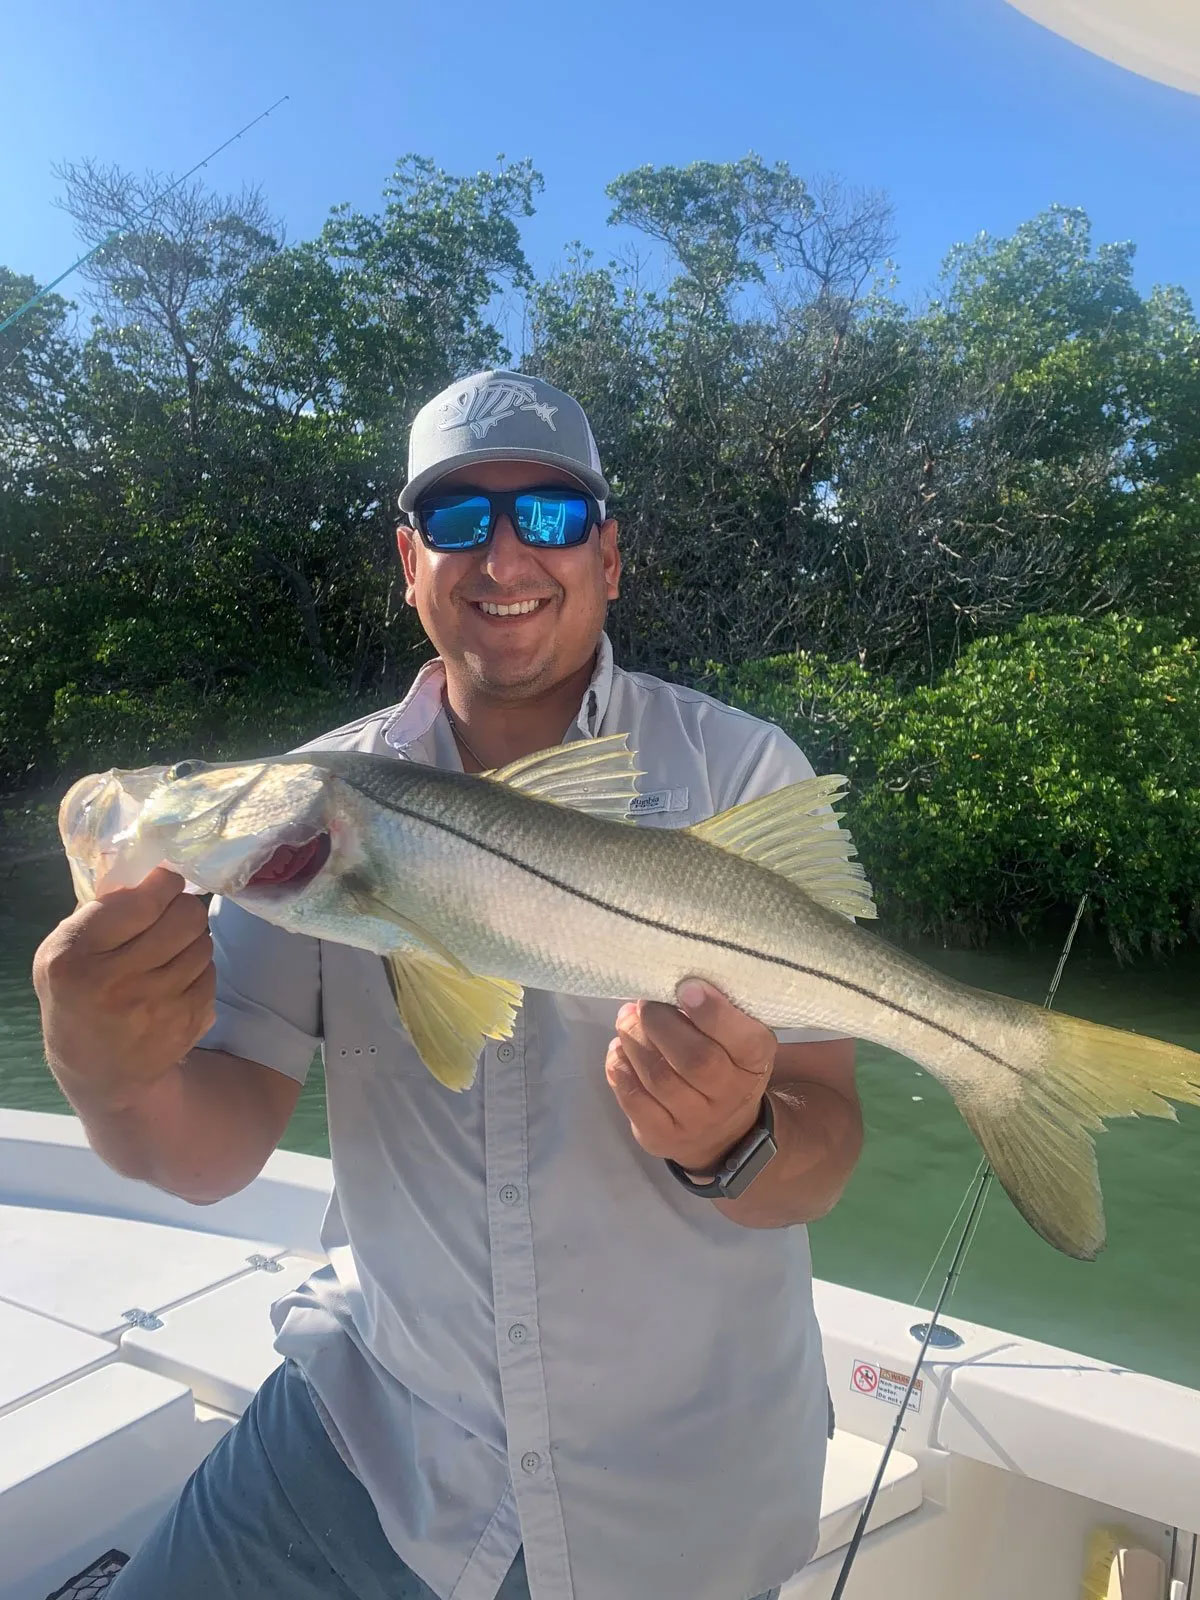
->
[721, 719, 854, 1047]
[197, 895, 323, 1083]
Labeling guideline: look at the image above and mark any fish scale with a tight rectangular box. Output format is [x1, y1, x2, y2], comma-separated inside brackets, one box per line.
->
[59, 737, 1200, 1262]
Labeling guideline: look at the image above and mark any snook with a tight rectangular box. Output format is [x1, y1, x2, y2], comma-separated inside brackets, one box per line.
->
[61, 734, 1200, 1262]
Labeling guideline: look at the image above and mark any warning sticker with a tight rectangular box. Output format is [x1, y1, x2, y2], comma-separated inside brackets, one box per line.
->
[851, 1361, 878, 1395]
[850, 1358, 923, 1413]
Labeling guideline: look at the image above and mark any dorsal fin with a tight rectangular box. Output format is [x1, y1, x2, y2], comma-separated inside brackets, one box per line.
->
[482, 733, 644, 819]
[687, 774, 877, 921]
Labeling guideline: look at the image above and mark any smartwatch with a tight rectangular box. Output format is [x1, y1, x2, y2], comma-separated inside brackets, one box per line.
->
[665, 1094, 777, 1200]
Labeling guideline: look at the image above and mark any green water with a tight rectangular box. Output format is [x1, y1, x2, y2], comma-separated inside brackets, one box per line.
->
[4, 856, 1199, 1388]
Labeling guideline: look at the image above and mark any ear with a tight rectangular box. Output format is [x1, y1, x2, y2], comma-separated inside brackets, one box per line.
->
[600, 518, 621, 601]
[396, 524, 420, 604]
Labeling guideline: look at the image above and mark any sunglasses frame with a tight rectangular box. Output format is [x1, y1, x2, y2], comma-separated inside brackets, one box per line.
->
[411, 484, 602, 552]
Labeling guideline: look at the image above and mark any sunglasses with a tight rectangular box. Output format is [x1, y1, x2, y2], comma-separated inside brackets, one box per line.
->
[412, 486, 601, 552]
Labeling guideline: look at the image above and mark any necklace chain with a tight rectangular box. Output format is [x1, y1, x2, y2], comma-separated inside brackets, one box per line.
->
[444, 705, 488, 771]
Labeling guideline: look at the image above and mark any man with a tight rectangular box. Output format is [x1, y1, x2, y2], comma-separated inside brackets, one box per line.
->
[33, 371, 863, 1600]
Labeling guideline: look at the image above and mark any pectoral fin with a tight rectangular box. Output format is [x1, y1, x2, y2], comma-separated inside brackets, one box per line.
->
[483, 733, 644, 819]
[383, 951, 524, 1092]
[688, 774, 877, 920]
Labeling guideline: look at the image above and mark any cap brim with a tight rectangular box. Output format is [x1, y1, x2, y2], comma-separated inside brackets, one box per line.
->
[398, 447, 610, 513]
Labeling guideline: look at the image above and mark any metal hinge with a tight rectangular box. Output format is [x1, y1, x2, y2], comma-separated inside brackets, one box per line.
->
[245, 1254, 284, 1273]
[121, 1308, 163, 1332]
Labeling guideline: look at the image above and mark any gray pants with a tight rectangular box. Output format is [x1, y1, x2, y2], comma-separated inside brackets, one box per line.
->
[107, 1359, 780, 1599]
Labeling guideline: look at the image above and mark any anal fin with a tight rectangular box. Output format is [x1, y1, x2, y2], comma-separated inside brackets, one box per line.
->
[383, 951, 524, 1092]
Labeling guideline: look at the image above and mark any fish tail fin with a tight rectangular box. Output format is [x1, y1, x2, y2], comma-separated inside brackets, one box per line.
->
[956, 1011, 1200, 1259]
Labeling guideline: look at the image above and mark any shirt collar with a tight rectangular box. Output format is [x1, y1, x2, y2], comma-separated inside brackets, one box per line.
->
[382, 631, 616, 753]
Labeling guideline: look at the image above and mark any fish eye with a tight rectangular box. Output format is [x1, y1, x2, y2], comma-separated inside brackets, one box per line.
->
[166, 759, 207, 781]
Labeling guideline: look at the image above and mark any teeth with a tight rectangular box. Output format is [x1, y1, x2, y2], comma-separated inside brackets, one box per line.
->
[477, 599, 545, 616]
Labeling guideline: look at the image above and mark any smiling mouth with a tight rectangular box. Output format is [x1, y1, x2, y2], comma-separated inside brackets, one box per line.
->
[245, 832, 331, 890]
[471, 597, 551, 617]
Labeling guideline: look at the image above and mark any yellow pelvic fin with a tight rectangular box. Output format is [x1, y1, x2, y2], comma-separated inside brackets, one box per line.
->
[483, 733, 644, 819]
[959, 1009, 1200, 1260]
[383, 951, 524, 1093]
[687, 774, 877, 921]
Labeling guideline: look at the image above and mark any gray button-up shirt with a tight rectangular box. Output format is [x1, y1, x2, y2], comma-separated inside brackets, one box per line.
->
[202, 634, 842, 1600]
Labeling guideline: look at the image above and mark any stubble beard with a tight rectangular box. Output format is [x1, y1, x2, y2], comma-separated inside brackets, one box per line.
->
[461, 645, 560, 702]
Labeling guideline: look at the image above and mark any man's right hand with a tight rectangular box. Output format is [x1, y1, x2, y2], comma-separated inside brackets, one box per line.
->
[33, 866, 216, 1110]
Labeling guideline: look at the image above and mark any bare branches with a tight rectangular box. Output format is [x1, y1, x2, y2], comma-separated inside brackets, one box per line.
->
[54, 160, 278, 441]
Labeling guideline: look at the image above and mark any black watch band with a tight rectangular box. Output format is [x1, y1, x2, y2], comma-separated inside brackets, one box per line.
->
[665, 1094, 777, 1200]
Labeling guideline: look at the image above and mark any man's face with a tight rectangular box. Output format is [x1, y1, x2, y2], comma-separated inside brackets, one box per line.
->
[397, 460, 621, 699]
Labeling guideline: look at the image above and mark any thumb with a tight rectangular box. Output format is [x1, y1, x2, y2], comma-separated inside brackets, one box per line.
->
[675, 978, 775, 1076]
[86, 865, 188, 950]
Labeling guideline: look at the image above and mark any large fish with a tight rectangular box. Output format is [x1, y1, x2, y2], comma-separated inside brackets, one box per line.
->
[58, 736, 1200, 1261]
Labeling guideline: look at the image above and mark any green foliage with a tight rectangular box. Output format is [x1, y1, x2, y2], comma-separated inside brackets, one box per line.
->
[716, 617, 1200, 958]
[2, 153, 1198, 948]
[606, 155, 814, 303]
[699, 653, 885, 777]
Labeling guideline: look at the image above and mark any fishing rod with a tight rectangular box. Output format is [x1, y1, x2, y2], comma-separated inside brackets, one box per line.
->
[0, 94, 290, 343]
[829, 887, 1092, 1600]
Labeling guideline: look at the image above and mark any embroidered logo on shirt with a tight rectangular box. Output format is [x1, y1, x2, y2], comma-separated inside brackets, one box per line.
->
[627, 787, 689, 816]
[437, 379, 558, 441]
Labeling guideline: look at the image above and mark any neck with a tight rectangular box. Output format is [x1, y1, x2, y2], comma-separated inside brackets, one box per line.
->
[443, 652, 598, 772]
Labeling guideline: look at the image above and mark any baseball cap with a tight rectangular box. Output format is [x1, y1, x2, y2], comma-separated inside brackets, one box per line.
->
[398, 369, 609, 516]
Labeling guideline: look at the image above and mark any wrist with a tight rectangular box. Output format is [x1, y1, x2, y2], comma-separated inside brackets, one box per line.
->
[666, 1094, 777, 1201]
[677, 1095, 770, 1177]
[51, 1053, 183, 1123]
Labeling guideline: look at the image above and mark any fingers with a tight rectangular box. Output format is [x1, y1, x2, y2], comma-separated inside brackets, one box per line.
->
[72, 866, 190, 955]
[117, 890, 211, 975]
[143, 929, 214, 1000]
[605, 1034, 684, 1158]
[674, 980, 776, 1081]
[606, 985, 778, 1171]
[612, 1001, 712, 1113]
[183, 960, 218, 1038]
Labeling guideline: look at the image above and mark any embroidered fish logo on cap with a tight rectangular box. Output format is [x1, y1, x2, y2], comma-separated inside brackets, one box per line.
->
[437, 378, 558, 441]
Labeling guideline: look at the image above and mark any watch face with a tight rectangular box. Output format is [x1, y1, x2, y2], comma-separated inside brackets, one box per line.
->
[719, 1131, 777, 1199]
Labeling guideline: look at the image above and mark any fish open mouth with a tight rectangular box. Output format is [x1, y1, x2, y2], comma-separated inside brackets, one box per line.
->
[244, 832, 331, 890]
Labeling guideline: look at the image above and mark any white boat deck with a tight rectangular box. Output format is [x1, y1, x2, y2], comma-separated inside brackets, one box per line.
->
[1, 1108, 1196, 1600]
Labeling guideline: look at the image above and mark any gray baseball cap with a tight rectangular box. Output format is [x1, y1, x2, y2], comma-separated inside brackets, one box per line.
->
[398, 369, 609, 515]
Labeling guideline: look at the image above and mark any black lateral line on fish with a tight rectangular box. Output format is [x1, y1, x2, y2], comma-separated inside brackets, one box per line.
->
[384, 801, 1014, 1073]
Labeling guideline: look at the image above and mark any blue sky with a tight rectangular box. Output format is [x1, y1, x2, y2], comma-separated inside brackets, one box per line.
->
[4, 0, 1199, 331]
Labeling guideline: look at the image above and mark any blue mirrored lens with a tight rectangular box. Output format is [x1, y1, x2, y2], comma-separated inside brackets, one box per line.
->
[515, 493, 590, 546]
[422, 495, 492, 549]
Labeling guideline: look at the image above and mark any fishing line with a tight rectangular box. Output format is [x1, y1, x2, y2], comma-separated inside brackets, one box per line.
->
[830, 888, 1091, 1599]
[912, 1158, 987, 1307]
[913, 887, 1093, 1302]
[0, 94, 289, 359]
[828, 1164, 992, 1600]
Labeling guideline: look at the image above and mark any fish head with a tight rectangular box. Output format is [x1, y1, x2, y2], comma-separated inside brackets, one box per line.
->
[58, 765, 177, 902]
[134, 757, 344, 904]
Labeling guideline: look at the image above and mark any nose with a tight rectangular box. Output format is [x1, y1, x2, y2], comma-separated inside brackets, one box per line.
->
[481, 514, 541, 586]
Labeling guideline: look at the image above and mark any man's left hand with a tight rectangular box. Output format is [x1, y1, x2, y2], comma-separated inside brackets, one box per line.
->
[605, 979, 775, 1174]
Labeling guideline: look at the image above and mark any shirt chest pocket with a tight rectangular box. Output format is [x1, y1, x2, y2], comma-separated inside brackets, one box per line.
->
[625, 782, 696, 829]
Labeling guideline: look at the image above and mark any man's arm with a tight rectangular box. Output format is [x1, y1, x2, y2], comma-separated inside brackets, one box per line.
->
[606, 980, 863, 1229]
[60, 1049, 302, 1206]
[714, 1035, 861, 1228]
[34, 867, 303, 1206]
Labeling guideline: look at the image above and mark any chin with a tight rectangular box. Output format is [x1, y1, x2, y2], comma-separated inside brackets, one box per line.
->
[476, 663, 556, 698]
[465, 648, 556, 693]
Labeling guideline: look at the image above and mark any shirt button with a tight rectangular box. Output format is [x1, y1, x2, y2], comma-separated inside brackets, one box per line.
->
[499, 1183, 521, 1206]
[508, 1323, 529, 1345]
[496, 1043, 515, 1063]
[520, 1451, 541, 1474]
